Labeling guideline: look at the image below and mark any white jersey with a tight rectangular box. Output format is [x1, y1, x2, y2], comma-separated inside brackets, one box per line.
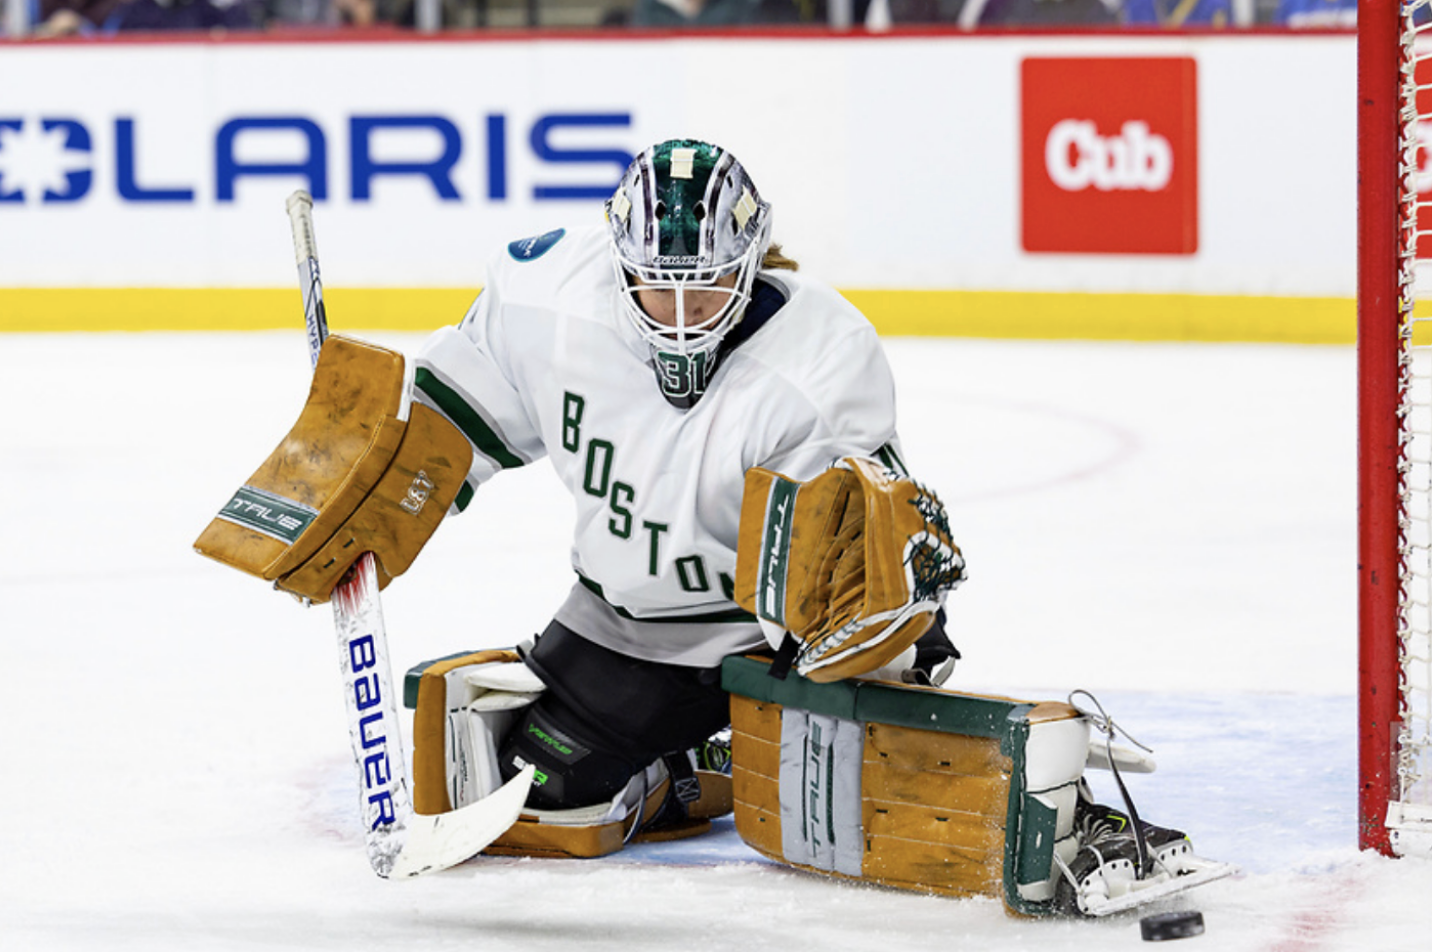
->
[413, 225, 903, 667]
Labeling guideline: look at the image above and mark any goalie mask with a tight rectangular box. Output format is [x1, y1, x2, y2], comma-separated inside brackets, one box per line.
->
[606, 139, 773, 409]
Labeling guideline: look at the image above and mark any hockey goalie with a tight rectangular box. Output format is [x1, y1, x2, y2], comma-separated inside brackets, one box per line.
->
[195, 137, 1230, 914]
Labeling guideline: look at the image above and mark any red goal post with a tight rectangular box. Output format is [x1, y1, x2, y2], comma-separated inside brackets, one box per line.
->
[1359, 0, 1432, 858]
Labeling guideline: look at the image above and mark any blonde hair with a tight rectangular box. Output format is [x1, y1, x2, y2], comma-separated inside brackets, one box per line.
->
[761, 243, 799, 272]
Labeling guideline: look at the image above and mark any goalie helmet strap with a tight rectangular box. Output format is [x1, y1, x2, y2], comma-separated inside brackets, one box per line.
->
[911, 610, 960, 680]
[768, 632, 799, 681]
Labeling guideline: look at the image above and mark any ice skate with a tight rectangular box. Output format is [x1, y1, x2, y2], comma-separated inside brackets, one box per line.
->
[1054, 785, 1234, 917]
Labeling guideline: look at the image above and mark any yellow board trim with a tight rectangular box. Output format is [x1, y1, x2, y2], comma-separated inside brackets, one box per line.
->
[841, 290, 1361, 343]
[0, 286, 1372, 342]
[0, 288, 480, 334]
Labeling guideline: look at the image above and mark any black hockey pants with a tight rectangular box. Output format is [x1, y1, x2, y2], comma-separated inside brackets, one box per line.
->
[497, 620, 730, 810]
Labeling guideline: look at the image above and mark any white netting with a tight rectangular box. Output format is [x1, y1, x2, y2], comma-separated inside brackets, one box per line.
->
[1399, 1, 1432, 810]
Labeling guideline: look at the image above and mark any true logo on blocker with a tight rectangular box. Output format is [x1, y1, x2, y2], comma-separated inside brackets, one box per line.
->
[1021, 57, 1198, 255]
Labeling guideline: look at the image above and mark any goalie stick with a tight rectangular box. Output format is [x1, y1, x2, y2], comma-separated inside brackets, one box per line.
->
[283, 190, 533, 879]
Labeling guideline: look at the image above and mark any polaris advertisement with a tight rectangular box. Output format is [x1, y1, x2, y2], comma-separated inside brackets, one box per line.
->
[0, 35, 1354, 297]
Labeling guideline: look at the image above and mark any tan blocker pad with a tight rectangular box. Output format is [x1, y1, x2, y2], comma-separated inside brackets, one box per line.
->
[194, 334, 473, 603]
[405, 649, 732, 860]
[722, 656, 1090, 916]
[734, 456, 966, 682]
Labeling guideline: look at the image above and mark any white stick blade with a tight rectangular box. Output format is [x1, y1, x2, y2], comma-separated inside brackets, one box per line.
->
[386, 764, 535, 879]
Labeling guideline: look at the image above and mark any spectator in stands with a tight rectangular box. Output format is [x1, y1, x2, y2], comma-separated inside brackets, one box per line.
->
[32, 0, 126, 35]
[267, 0, 376, 25]
[108, 0, 263, 30]
[1274, 0, 1354, 27]
[33, 0, 264, 31]
[1122, 0, 1233, 26]
[963, 0, 1117, 26]
[629, 0, 760, 26]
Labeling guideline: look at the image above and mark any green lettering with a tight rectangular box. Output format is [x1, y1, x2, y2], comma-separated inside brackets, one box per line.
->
[527, 724, 573, 756]
[584, 439, 614, 497]
[562, 392, 585, 453]
[643, 520, 668, 577]
[609, 481, 634, 539]
[676, 555, 710, 593]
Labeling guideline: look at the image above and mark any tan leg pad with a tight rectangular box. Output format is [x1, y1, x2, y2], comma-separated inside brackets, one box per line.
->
[724, 656, 1089, 916]
[406, 649, 720, 860]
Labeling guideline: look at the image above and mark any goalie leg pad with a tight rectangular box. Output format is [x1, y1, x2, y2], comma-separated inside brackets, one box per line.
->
[405, 647, 730, 860]
[724, 655, 1090, 913]
[407, 648, 534, 815]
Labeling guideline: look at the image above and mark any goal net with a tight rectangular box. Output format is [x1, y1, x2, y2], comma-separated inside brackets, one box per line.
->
[1361, 0, 1432, 858]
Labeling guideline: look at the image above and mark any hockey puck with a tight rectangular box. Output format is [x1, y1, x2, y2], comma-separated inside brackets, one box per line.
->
[1140, 911, 1205, 942]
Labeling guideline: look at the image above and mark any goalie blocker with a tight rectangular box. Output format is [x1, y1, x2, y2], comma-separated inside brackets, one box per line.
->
[193, 335, 472, 603]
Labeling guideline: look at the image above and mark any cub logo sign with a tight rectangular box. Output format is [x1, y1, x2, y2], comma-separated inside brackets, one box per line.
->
[1021, 57, 1198, 255]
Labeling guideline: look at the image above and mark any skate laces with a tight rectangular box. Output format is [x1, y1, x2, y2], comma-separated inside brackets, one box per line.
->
[1068, 690, 1155, 880]
[1069, 689, 1152, 758]
[696, 730, 733, 775]
[1077, 804, 1131, 848]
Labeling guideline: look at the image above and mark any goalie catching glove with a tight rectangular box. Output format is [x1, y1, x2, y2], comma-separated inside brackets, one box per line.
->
[734, 456, 965, 683]
[193, 335, 472, 603]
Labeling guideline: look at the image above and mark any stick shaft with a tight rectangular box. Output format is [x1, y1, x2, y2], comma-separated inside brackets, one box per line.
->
[285, 190, 329, 369]
[283, 190, 412, 877]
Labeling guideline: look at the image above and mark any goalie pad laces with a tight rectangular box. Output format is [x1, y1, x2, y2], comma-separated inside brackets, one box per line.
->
[904, 481, 964, 604]
[1067, 689, 1156, 881]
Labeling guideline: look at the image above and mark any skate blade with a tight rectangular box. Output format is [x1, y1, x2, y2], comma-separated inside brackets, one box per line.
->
[1080, 858, 1238, 917]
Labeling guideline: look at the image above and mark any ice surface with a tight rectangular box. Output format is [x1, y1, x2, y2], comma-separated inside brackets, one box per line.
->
[3, 332, 1428, 950]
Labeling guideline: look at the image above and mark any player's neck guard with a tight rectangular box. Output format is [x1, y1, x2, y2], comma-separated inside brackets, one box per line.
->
[646, 277, 787, 410]
[650, 341, 722, 410]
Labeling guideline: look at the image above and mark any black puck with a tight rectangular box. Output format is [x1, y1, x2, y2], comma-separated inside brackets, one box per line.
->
[1140, 910, 1205, 941]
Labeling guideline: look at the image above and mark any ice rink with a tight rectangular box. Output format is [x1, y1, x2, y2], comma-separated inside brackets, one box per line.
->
[4, 330, 1429, 950]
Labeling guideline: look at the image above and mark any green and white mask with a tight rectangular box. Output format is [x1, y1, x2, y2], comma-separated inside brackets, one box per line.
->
[606, 139, 773, 408]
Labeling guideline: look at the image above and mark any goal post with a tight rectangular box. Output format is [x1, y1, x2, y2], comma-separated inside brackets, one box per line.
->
[1359, 0, 1432, 858]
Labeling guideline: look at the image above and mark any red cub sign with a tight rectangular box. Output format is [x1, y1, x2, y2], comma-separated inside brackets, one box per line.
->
[1021, 58, 1198, 255]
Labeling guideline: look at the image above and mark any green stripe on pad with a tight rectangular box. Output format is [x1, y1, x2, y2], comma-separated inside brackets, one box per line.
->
[721, 655, 1030, 744]
[755, 476, 799, 625]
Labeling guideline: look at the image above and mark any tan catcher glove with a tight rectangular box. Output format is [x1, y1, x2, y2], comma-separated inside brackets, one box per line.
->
[194, 335, 472, 604]
[734, 456, 966, 683]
